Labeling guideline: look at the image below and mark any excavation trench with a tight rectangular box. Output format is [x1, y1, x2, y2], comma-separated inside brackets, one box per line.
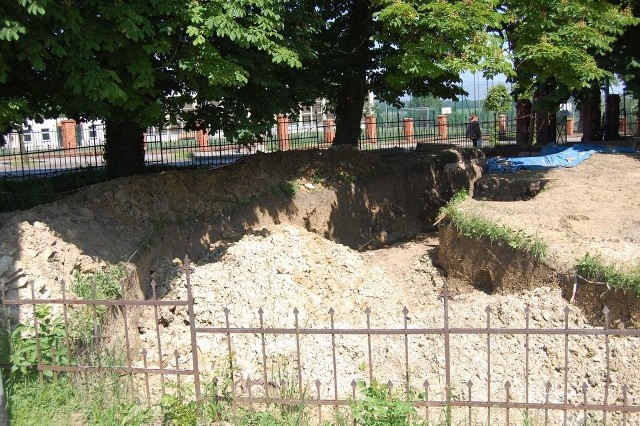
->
[3, 147, 640, 422]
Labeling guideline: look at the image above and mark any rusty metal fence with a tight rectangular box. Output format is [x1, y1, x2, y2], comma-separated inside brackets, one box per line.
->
[2, 256, 640, 425]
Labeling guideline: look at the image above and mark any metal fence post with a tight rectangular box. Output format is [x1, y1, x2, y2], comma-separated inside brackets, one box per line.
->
[184, 255, 201, 400]
[0, 368, 8, 426]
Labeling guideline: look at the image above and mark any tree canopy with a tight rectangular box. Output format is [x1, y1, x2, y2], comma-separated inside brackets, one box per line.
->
[1, 0, 638, 173]
[0, 0, 312, 176]
[484, 84, 513, 115]
[503, 0, 636, 109]
[304, 0, 510, 144]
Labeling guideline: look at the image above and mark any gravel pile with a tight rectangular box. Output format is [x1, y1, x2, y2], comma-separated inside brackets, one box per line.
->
[136, 224, 640, 424]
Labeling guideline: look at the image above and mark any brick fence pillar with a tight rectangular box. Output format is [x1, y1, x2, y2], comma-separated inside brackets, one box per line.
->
[498, 114, 507, 139]
[436, 114, 448, 139]
[59, 119, 77, 156]
[566, 118, 574, 136]
[365, 115, 377, 143]
[619, 116, 628, 136]
[196, 129, 208, 149]
[277, 114, 290, 151]
[323, 119, 336, 144]
[403, 118, 414, 144]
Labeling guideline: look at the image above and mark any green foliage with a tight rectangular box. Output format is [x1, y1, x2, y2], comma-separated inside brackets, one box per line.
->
[350, 380, 417, 426]
[504, 0, 638, 108]
[71, 265, 124, 300]
[69, 265, 124, 341]
[80, 365, 153, 426]
[484, 85, 513, 115]
[202, 376, 234, 423]
[439, 190, 547, 261]
[6, 367, 153, 426]
[6, 376, 80, 426]
[160, 392, 198, 426]
[577, 253, 640, 295]
[1, 0, 315, 177]
[270, 181, 297, 197]
[3, 305, 71, 382]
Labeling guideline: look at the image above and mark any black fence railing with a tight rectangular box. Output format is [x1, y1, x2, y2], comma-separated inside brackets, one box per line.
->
[1, 114, 637, 179]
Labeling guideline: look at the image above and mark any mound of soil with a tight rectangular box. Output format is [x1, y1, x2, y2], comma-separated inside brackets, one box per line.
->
[138, 223, 639, 424]
[2, 146, 640, 423]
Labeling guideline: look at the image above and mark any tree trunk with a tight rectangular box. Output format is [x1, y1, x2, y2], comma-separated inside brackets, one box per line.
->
[533, 85, 557, 145]
[580, 85, 602, 142]
[516, 99, 532, 144]
[104, 117, 146, 178]
[332, 0, 373, 146]
[535, 110, 556, 144]
[604, 94, 620, 141]
[333, 83, 368, 146]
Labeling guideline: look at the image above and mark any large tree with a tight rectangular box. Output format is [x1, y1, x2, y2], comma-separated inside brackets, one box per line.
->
[0, 0, 311, 177]
[608, 1, 640, 97]
[502, 0, 636, 143]
[307, 0, 509, 145]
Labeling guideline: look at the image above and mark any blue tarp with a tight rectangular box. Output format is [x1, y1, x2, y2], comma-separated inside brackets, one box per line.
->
[486, 143, 636, 173]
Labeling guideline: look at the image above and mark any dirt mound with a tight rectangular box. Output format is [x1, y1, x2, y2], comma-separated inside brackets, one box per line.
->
[138, 223, 640, 424]
[463, 152, 640, 272]
[2, 146, 640, 422]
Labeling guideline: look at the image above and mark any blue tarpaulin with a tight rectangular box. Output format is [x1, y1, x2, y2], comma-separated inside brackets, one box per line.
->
[486, 143, 636, 173]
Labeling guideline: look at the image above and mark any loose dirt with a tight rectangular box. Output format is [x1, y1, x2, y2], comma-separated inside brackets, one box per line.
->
[1, 146, 640, 424]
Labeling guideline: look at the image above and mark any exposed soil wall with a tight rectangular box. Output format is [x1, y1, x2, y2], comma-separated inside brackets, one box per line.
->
[132, 148, 485, 297]
[437, 224, 561, 295]
[439, 147, 640, 329]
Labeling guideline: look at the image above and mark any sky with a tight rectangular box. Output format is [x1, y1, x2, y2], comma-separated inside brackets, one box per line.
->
[459, 70, 509, 101]
[458, 70, 629, 101]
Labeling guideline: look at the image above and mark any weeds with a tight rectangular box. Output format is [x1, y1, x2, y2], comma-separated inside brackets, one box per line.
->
[70, 264, 125, 341]
[160, 390, 198, 426]
[350, 380, 417, 426]
[2, 305, 70, 382]
[577, 253, 640, 295]
[269, 181, 298, 197]
[439, 190, 547, 261]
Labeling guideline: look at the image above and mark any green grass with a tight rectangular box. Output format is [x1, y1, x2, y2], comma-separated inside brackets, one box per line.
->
[439, 190, 547, 262]
[577, 253, 640, 295]
[7, 376, 80, 426]
[6, 368, 152, 426]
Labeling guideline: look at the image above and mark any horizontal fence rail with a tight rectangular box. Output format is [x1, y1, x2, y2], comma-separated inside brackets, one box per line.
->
[2, 255, 640, 425]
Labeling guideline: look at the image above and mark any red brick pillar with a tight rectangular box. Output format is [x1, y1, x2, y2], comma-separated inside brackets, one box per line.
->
[323, 119, 336, 144]
[277, 114, 290, 151]
[566, 118, 574, 136]
[196, 129, 208, 149]
[619, 116, 627, 136]
[436, 115, 448, 139]
[403, 118, 414, 144]
[498, 114, 507, 140]
[60, 119, 77, 156]
[365, 115, 377, 143]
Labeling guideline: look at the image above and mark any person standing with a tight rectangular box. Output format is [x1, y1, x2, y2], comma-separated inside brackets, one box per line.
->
[466, 114, 482, 148]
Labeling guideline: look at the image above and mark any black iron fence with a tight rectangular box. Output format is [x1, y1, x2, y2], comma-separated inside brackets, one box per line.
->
[1, 114, 637, 179]
[2, 256, 640, 424]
